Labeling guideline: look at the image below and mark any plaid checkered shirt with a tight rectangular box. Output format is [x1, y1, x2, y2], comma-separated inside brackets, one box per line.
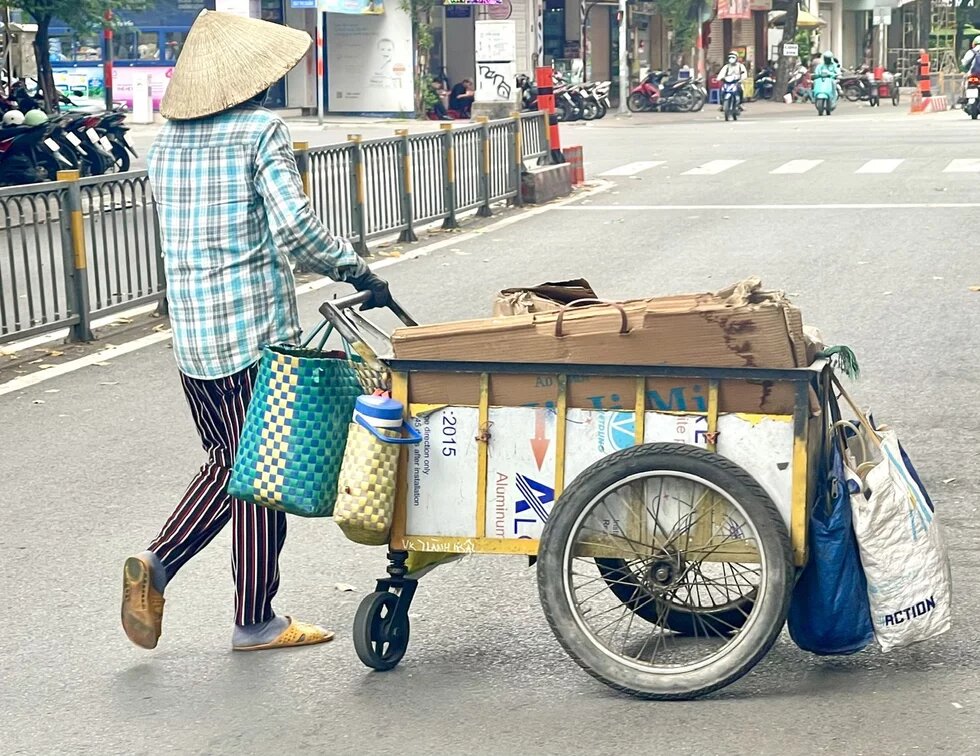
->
[147, 104, 361, 380]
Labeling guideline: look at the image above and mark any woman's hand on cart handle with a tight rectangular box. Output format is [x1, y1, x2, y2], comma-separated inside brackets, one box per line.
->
[347, 269, 392, 311]
[320, 290, 418, 328]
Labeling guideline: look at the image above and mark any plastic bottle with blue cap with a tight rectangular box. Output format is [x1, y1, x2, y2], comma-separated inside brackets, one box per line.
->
[352, 394, 422, 444]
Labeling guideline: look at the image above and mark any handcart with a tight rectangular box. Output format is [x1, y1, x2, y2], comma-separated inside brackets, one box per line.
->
[321, 294, 833, 700]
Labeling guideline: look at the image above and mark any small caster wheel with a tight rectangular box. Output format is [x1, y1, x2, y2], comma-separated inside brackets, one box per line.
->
[353, 591, 410, 671]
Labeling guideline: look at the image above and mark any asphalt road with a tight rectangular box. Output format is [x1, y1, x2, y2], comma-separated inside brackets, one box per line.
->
[2, 102, 979, 755]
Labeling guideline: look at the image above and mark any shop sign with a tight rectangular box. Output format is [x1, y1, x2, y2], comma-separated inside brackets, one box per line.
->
[291, 0, 318, 7]
[716, 0, 751, 19]
[320, 0, 385, 14]
[445, 1, 502, 4]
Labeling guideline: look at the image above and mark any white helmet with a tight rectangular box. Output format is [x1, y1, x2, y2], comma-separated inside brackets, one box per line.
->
[973, 35, 980, 47]
[2, 109, 25, 126]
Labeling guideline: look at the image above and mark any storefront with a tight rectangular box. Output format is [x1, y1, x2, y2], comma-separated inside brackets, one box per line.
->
[48, 0, 293, 111]
[429, 0, 533, 89]
[707, 0, 772, 75]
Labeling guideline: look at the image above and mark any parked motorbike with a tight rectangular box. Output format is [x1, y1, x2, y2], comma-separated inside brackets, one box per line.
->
[754, 65, 775, 100]
[841, 65, 878, 105]
[964, 74, 980, 119]
[813, 70, 839, 116]
[627, 71, 700, 113]
[721, 77, 742, 121]
[96, 107, 138, 171]
[0, 121, 73, 185]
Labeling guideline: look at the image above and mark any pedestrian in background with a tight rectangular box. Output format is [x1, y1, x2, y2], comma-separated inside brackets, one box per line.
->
[120, 10, 390, 653]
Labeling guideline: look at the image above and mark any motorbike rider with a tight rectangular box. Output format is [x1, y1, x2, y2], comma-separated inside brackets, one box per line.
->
[960, 36, 980, 102]
[718, 51, 748, 112]
[961, 35, 980, 72]
[814, 50, 840, 84]
[813, 50, 841, 109]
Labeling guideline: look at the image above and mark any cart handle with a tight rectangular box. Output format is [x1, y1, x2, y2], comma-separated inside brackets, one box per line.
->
[554, 299, 630, 338]
[317, 291, 418, 369]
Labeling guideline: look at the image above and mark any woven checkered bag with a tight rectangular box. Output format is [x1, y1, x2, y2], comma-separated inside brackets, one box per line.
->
[227, 345, 363, 517]
[333, 423, 401, 545]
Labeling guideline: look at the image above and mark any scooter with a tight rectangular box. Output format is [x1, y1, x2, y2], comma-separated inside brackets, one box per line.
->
[813, 70, 838, 116]
[721, 77, 742, 121]
[964, 74, 980, 119]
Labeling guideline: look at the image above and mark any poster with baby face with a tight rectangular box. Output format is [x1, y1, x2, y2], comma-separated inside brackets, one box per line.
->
[326, 7, 415, 114]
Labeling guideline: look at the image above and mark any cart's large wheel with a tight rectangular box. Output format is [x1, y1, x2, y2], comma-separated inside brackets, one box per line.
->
[537, 443, 792, 700]
[594, 557, 757, 636]
[353, 591, 410, 671]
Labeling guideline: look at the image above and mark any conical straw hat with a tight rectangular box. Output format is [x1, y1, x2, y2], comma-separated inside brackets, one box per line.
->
[160, 10, 311, 120]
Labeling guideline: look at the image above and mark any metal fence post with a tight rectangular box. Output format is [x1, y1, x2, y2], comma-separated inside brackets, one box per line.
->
[396, 129, 418, 243]
[152, 201, 168, 317]
[57, 170, 94, 342]
[510, 111, 524, 207]
[476, 116, 492, 218]
[440, 123, 459, 230]
[292, 141, 313, 274]
[293, 141, 311, 198]
[347, 134, 369, 256]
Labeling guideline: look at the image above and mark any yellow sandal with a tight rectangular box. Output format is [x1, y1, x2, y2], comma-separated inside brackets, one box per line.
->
[233, 617, 335, 652]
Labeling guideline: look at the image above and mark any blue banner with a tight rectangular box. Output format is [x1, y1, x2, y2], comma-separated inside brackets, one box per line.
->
[319, 0, 384, 13]
[291, 0, 317, 7]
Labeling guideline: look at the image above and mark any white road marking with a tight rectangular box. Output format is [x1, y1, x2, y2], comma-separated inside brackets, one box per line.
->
[599, 161, 664, 176]
[0, 180, 616, 395]
[682, 159, 744, 176]
[0, 331, 174, 397]
[943, 159, 980, 173]
[770, 159, 823, 175]
[855, 159, 904, 174]
[554, 202, 980, 211]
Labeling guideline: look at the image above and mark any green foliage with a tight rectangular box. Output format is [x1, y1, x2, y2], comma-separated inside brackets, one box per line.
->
[401, 0, 440, 116]
[655, 0, 698, 64]
[4, 0, 147, 111]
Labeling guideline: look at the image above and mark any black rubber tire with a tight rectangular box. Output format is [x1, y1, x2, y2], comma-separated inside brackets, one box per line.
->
[972, 111, 978, 120]
[595, 558, 757, 636]
[111, 143, 131, 173]
[892, 87, 900, 106]
[353, 591, 410, 671]
[594, 102, 608, 119]
[690, 90, 706, 112]
[627, 93, 648, 113]
[816, 99, 825, 116]
[537, 443, 793, 701]
[724, 95, 733, 121]
[843, 84, 862, 102]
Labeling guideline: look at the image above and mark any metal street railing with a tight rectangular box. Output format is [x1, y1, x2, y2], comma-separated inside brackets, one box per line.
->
[0, 111, 550, 346]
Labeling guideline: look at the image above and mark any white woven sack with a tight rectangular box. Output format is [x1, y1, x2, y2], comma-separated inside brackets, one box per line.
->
[848, 429, 952, 652]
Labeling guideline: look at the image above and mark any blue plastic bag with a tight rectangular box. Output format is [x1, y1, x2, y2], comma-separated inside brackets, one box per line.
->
[787, 436, 874, 655]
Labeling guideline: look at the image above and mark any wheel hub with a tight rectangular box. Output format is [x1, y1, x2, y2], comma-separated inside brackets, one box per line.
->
[645, 551, 686, 589]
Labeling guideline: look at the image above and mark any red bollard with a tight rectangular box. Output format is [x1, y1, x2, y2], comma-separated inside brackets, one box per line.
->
[535, 66, 564, 163]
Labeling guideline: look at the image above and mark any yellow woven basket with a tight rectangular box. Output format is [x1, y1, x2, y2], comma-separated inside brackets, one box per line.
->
[333, 422, 401, 545]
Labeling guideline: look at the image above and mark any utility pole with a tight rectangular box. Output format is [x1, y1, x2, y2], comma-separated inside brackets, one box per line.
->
[617, 0, 628, 113]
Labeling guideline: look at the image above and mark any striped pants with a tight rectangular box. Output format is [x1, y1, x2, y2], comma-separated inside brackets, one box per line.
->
[149, 365, 286, 627]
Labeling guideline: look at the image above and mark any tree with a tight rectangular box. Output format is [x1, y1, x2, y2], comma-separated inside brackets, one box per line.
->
[401, 0, 439, 117]
[5, 0, 145, 112]
[655, 0, 699, 73]
[774, 3, 800, 100]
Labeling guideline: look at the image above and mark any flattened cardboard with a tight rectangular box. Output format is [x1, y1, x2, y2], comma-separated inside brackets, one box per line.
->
[403, 407, 796, 540]
[395, 282, 807, 369]
[406, 408, 480, 537]
[407, 371, 800, 415]
[492, 278, 599, 317]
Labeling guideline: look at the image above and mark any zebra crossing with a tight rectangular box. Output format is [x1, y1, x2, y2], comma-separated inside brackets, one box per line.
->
[598, 157, 980, 178]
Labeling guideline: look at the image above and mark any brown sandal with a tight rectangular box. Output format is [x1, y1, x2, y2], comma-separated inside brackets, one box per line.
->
[121, 556, 165, 650]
